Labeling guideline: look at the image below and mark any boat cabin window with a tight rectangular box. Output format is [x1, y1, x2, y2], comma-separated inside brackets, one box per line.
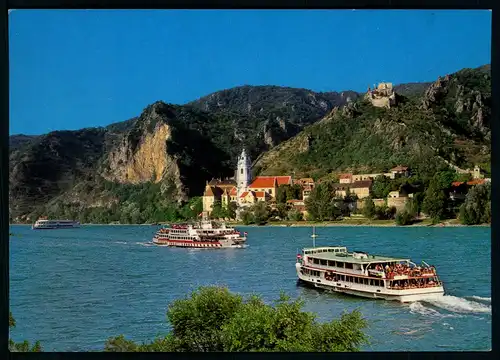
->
[345, 263, 353, 269]
[336, 262, 344, 268]
[320, 259, 327, 266]
[327, 260, 335, 267]
[313, 258, 320, 264]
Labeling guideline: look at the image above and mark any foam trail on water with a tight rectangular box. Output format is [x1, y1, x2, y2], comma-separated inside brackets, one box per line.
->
[136, 242, 153, 247]
[467, 295, 491, 303]
[409, 302, 465, 319]
[425, 295, 491, 314]
[409, 302, 443, 317]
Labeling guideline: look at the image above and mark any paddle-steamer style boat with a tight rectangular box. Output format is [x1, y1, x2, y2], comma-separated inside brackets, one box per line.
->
[152, 220, 247, 249]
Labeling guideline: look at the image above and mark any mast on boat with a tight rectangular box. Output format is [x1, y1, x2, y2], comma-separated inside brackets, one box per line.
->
[311, 226, 318, 247]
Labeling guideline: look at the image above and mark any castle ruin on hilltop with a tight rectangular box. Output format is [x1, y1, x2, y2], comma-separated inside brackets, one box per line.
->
[365, 82, 397, 109]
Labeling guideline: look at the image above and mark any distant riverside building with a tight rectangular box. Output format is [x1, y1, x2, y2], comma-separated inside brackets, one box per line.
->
[339, 165, 410, 185]
[202, 148, 306, 218]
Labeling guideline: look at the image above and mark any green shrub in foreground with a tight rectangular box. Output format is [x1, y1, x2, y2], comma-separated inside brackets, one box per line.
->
[104, 286, 368, 352]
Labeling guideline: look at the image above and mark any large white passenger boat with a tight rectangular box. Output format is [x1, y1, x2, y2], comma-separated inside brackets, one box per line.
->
[296, 246, 444, 302]
[152, 220, 247, 249]
[32, 218, 80, 230]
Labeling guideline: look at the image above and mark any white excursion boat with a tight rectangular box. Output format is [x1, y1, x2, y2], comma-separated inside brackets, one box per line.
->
[296, 244, 444, 303]
[32, 218, 81, 230]
[152, 220, 247, 249]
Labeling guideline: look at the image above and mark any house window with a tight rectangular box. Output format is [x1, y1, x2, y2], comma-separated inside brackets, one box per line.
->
[269, 189, 273, 195]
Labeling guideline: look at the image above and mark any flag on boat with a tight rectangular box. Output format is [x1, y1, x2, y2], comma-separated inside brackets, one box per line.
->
[244, 232, 248, 236]
[297, 254, 302, 259]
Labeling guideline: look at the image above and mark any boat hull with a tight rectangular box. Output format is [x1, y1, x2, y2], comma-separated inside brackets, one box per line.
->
[296, 265, 444, 303]
[32, 225, 80, 230]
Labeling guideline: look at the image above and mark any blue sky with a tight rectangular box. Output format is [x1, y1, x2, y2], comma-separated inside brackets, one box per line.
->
[9, 10, 491, 135]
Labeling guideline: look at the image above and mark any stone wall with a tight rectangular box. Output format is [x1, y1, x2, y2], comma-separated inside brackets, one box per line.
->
[387, 197, 408, 211]
[356, 198, 386, 209]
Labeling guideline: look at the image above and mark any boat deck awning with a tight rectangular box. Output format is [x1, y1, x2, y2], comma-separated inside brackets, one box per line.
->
[306, 252, 409, 265]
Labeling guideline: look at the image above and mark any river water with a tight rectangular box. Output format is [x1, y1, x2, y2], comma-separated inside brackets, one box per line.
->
[9, 225, 491, 352]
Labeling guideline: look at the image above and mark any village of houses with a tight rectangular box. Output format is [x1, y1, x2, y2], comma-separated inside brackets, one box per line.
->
[202, 149, 490, 221]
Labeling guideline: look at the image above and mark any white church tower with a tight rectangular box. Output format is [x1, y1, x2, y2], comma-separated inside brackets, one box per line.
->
[236, 148, 252, 204]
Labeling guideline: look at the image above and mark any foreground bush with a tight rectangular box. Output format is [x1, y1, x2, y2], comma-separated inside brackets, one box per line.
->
[105, 286, 368, 352]
[9, 312, 42, 352]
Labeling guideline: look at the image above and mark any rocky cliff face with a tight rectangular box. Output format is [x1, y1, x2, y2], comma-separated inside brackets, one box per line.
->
[421, 67, 491, 141]
[9, 128, 109, 217]
[104, 104, 177, 184]
[187, 85, 360, 154]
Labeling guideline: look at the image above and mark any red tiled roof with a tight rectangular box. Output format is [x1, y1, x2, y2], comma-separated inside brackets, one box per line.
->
[229, 187, 237, 196]
[339, 173, 353, 179]
[287, 199, 302, 203]
[249, 176, 292, 188]
[451, 181, 465, 187]
[254, 191, 266, 198]
[239, 191, 249, 198]
[467, 179, 486, 186]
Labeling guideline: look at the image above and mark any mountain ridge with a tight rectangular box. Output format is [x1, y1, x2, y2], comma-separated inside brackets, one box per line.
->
[8, 64, 491, 221]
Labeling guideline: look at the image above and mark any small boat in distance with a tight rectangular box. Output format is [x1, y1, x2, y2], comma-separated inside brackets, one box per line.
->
[32, 217, 80, 230]
[152, 220, 247, 249]
[296, 246, 444, 302]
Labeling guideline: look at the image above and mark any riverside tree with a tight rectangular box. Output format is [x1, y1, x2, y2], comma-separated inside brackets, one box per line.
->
[459, 182, 491, 225]
[422, 173, 450, 223]
[304, 182, 341, 221]
[362, 198, 376, 219]
[104, 286, 368, 352]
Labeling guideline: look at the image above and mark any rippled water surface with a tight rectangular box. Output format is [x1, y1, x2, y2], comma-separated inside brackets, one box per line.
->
[9, 225, 491, 351]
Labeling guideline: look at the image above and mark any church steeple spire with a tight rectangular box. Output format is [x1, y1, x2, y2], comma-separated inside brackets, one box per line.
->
[236, 147, 252, 203]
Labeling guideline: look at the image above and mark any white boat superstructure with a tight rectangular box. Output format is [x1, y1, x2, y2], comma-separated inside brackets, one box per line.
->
[296, 246, 444, 303]
[152, 220, 247, 248]
[32, 219, 80, 230]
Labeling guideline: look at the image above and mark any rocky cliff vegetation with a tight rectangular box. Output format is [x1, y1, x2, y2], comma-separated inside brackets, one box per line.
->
[254, 65, 491, 181]
[8, 65, 490, 223]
